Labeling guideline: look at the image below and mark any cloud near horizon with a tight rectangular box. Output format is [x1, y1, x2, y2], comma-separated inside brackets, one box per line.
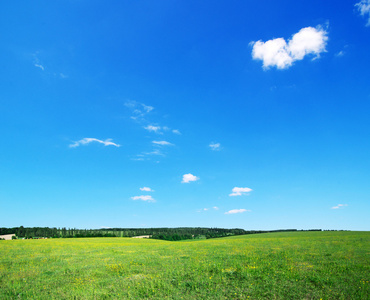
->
[197, 206, 219, 212]
[331, 204, 348, 209]
[69, 138, 120, 148]
[225, 209, 251, 214]
[229, 187, 252, 196]
[131, 195, 155, 202]
[356, 0, 370, 26]
[251, 26, 328, 69]
[182, 173, 199, 183]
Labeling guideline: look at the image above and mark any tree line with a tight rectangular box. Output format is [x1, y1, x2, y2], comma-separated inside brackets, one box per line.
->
[0, 226, 323, 241]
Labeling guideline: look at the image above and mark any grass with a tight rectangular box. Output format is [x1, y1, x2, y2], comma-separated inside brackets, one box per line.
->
[0, 231, 369, 299]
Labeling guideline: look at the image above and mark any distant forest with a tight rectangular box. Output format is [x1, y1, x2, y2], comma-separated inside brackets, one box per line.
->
[0, 227, 322, 241]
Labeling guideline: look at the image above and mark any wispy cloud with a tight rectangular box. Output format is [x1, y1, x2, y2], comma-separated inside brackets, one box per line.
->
[69, 138, 120, 148]
[144, 149, 164, 156]
[197, 206, 219, 213]
[229, 187, 252, 197]
[225, 209, 251, 214]
[32, 52, 67, 78]
[142, 104, 154, 113]
[131, 195, 155, 202]
[182, 173, 199, 183]
[172, 129, 181, 135]
[209, 142, 221, 151]
[356, 0, 370, 26]
[251, 26, 328, 69]
[152, 140, 173, 146]
[34, 63, 45, 71]
[125, 100, 154, 122]
[331, 204, 348, 210]
[140, 187, 154, 192]
[144, 125, 162, 133]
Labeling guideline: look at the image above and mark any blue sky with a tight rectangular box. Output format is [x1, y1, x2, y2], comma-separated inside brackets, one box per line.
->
[1, 0, 369, 230]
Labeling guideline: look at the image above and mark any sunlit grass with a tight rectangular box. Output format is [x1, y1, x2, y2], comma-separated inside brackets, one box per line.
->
[0, 231, 368, 299]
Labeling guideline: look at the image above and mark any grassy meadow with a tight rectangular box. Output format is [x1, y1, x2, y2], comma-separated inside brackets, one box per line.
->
[0, 231, 369, 299]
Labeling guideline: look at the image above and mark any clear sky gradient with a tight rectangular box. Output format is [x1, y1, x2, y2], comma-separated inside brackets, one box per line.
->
[1, 1, 369, 230]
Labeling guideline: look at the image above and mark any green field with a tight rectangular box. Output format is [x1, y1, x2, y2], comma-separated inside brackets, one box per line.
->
[0, 231, 369, 299]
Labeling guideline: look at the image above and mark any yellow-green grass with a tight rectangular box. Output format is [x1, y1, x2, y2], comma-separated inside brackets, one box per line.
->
[0, 231, 368, 299]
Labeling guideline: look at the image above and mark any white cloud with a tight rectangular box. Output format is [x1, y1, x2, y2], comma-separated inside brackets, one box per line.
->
[209, 142, 221, 151]
[172, 129, 181, 135]
[331, 204, 348, 210]
[142, 104, 154, 113]
[229, 187, 253, 197]
[197, 207, 219, 212]
[144, 125, 161, 133]
[225, 209, 251, 214]
[131, 157, 145, 161]
[100, 226, 112, 229]
[131, 195, 155, 202]
[144, 149, 164, 156]
[251, 26, 328, 69]
[140, 187, 153, 192]
[34, 63, 45, 70]
[356, 0, 370, 26]
[182, 173, 199, 183]
[152, 140, 173, 146]
[125, 100, 155, 122]
[69, 138, 120, 148]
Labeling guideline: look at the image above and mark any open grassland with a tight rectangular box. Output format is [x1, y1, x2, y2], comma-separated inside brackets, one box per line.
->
[0, 231, 369, 299]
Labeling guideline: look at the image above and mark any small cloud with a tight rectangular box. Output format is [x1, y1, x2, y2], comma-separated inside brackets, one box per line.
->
[144, 149, 164, 156]
[331, 204, 348, 210]
[152, 140, 173, 146]
[60, 73, 68, 78]
[356, 0, 370, 26]
[229, 187, 253, 197]
[69, 138, 120, 148]
[209, 142, 221, 151]
[34, 64, 44, 71]
[144, 125, 161, 133]
[182, 173, 199, 183]
[131, 195, 155, 202]
[100, 226, 112, 229]
[125, 100, 154, 122]
[213, 206, 219, 210]
[251, 26, 328, 69]
[131, 157, 145, 161]
[140, 187, 153, 192]
[142, 104, 154, 113]
[336, 50, 345, 57]
[172, 129, 181, 135]
[225, 209, 251, 215]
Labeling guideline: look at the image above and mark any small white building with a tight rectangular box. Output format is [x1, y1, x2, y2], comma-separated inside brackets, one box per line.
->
[0, 234, 16, 240]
